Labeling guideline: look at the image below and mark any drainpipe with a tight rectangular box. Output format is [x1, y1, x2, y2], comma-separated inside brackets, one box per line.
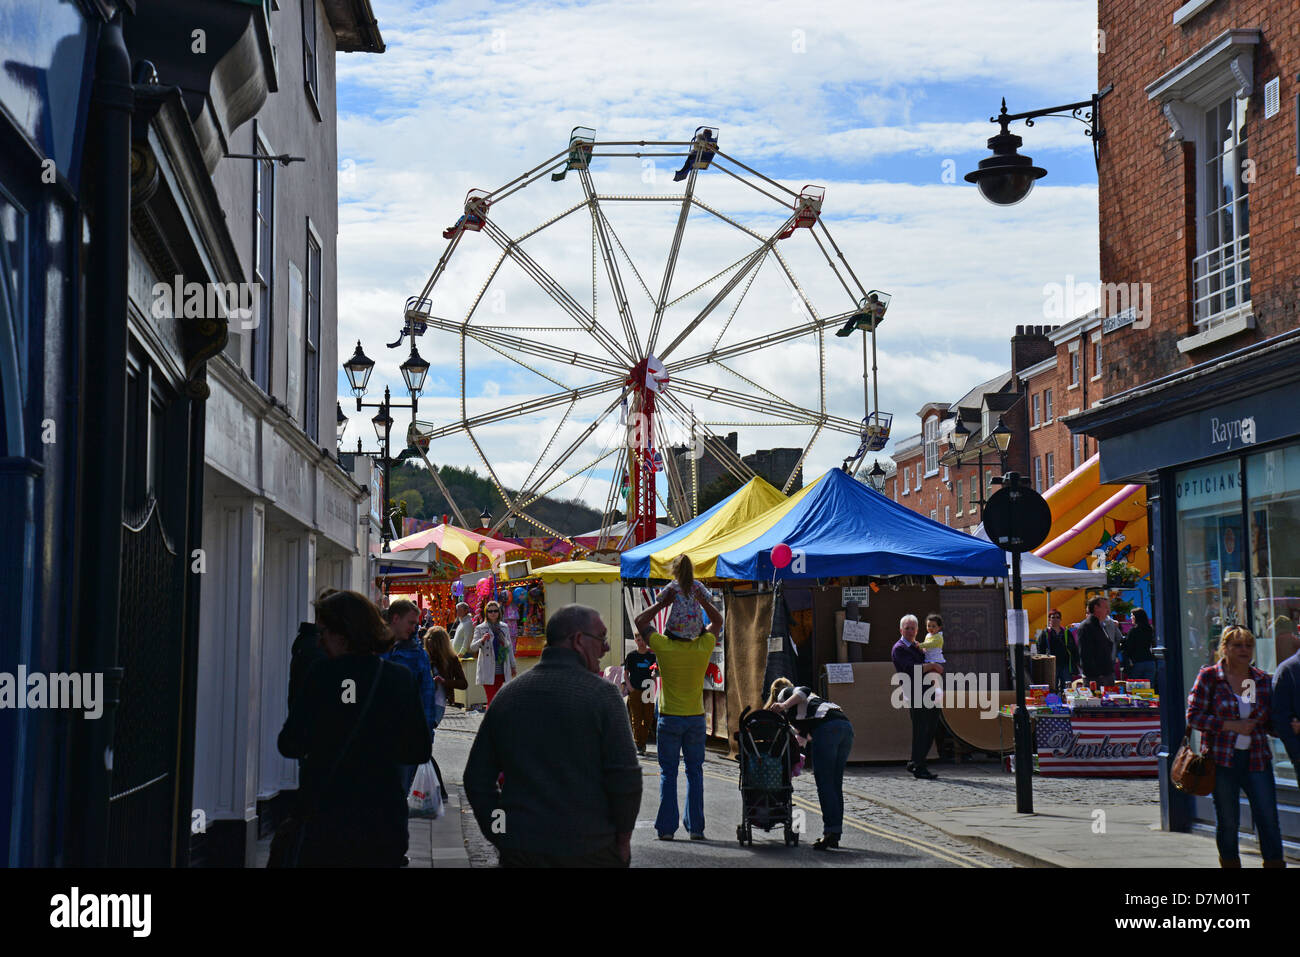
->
[68, 12, 132, 867]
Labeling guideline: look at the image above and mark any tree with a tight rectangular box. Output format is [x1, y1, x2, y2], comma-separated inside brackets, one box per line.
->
[397, 488, 425, 519]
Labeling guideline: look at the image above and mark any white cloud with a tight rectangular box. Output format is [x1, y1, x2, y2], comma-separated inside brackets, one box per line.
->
[335, 0, 1100, 517]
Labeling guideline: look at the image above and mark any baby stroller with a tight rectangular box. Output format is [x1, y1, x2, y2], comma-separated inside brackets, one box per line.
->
[734, 706, 798, 846]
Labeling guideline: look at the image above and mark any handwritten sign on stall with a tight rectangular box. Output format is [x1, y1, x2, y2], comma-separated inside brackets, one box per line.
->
[825, 663, 855, 684]
[842, 620, 870, 644]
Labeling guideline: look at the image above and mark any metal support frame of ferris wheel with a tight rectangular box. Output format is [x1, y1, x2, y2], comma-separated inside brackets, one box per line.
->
[407, 137, 888, 545]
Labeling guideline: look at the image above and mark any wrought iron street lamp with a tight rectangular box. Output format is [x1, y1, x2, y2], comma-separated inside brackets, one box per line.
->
[343, 340, 375, 397]
[479, 506, 492, 532]
[867, 460, 887, 493]
[343, 335, 427, 551]
[336, 401, 348, 444]
[965, 86, 1112, 206]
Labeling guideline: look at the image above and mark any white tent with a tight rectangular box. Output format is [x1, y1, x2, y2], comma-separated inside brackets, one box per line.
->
[939, 524, 1106, 589]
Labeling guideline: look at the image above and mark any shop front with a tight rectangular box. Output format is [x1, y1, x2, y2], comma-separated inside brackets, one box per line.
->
[1069, 333, 1300, 850]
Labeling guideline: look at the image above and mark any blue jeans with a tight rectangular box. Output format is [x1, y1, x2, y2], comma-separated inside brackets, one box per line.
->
[1211, 749, 1284, 863]
[810, 718, 853, 836]
[1125, 661, 1156, 682]
[656, 714, 706, 836]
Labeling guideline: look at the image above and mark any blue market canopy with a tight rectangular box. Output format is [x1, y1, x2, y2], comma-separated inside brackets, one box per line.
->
[714, 467, 1008, 580]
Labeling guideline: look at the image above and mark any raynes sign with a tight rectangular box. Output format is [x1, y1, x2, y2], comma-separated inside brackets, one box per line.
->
[1098, 383, 1290, 483]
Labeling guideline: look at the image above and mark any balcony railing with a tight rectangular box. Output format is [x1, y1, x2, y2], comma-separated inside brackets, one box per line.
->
[1193, 227, 1251, 329]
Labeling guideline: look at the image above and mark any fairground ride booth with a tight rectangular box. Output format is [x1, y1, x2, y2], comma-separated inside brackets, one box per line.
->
[382, 522, 560, 707]
[533, 560, 625, 675]
[623, 468, 1013, 762]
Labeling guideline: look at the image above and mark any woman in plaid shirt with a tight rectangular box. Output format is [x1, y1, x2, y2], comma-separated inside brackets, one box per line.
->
[1185, 626, 1285, 868]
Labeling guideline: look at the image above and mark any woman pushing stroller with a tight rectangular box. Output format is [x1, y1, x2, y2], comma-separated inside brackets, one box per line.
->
[765, 678, 854, 850]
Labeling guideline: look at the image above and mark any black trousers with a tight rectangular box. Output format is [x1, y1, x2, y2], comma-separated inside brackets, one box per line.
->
[909, 703, 941, 770]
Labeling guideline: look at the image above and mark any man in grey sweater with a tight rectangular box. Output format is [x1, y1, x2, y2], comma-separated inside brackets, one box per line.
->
[464, 604, 642, 867]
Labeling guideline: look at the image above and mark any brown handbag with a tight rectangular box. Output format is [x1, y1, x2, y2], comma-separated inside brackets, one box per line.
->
[1171, 728, 1216, 796]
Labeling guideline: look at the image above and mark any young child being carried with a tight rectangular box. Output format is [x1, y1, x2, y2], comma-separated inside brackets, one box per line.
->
[919, 612, 946, 675]
[658, 555, 721, 641]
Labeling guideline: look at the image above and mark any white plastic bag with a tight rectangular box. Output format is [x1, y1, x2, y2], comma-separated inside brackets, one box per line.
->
[408, 761, 445, 819]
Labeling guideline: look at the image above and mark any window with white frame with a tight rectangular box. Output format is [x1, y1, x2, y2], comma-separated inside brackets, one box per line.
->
[902, 466, 910, 494]
[1073, 432, 1085, 468]
[930, 509, 938, 522]
[1194, 96, 1251, 328]
[251, 124, 274, 393]
[1046, 451, 1056, 488]
[1069, 349, 1080, 387]
[944, 505, 950, 525]
[942, 465, 949, 483]
[1092, 335, 1103, 380]
[969, 474, 977, 505]
[1034, 457, 1043, 492]
[303, 0, 319, 106]
[1032, 393, 1040, 428]
[1044, 388, 1053, 422]
[923, 417, 939, 475]
[304, 223, 322, 441]
[956, 474, 964, 514]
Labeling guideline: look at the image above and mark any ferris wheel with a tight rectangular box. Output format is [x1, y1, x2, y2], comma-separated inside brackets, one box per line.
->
[397, 125, 895, 548]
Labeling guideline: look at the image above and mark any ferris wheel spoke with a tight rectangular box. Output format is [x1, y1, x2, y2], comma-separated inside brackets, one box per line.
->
[807, 225, 858, 304]
[411, 227, 466, 310]
[598, 207, 659, 312]
[657, 224, 789, 361]
[513, 199, 590, 244]
[712, 160, 796, 210]
[689, 197, 769, 243]
[508, 393, 625, 513]
[646, 164, 699, 354]
[709, 251, 766, 351]
[782, 421, 826, 494]
[579, 170, 641, 359]
[482, 220, 633, 365]
[418, 377, 623, 441]
[668, 309, 855, 374]
[417, 312, 610, 378]
[406, 441, 471, 528]
[815, 219, 873, 302]
[657, 392, 754, 484]
[662, 247, 762, 312]
[511, 445, 621, 519]
[594, 446, 628, 549]
[513, 394, 578, 502]
[711, 150, 801, 199]
[669, 377, 860, 434]
[485, 146, 572, 203]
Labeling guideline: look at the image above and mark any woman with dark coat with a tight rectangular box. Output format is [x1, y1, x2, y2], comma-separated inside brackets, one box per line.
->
[1120, 607, 1157, 683]
[278, 590, 432, 867]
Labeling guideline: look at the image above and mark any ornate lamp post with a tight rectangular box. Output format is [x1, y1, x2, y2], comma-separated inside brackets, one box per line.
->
[866, 460, 887, 493]
[965, 86, 1113, 206]
[343, 339, 428, 551]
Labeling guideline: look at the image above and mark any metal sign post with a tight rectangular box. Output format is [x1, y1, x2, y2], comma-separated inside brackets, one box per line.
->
[983, 471, 1052, 815]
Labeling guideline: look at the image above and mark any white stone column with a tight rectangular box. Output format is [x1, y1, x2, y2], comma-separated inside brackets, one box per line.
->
[192, 494, 265, 848]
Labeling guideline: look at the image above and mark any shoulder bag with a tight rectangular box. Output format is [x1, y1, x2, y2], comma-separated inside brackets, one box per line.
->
[1171, 727, 1216, 796]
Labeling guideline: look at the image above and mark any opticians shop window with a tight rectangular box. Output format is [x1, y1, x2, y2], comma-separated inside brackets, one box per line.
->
[1176, 442, 1300, 784]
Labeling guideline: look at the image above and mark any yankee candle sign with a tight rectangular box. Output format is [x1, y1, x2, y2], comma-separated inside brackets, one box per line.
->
[1034, 711, 1161, 777]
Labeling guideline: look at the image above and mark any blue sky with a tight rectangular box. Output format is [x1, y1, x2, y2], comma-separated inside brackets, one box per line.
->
[334, 0, 1101, 520]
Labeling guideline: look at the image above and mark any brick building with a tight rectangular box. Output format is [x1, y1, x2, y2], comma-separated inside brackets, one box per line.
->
[888, 326, 1085, 529]
[1066, 2, 1300, 845]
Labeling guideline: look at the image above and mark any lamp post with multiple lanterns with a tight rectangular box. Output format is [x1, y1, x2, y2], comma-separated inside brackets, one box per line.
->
[947, 418, 1012, 518]
[342, 339, 430, 551]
